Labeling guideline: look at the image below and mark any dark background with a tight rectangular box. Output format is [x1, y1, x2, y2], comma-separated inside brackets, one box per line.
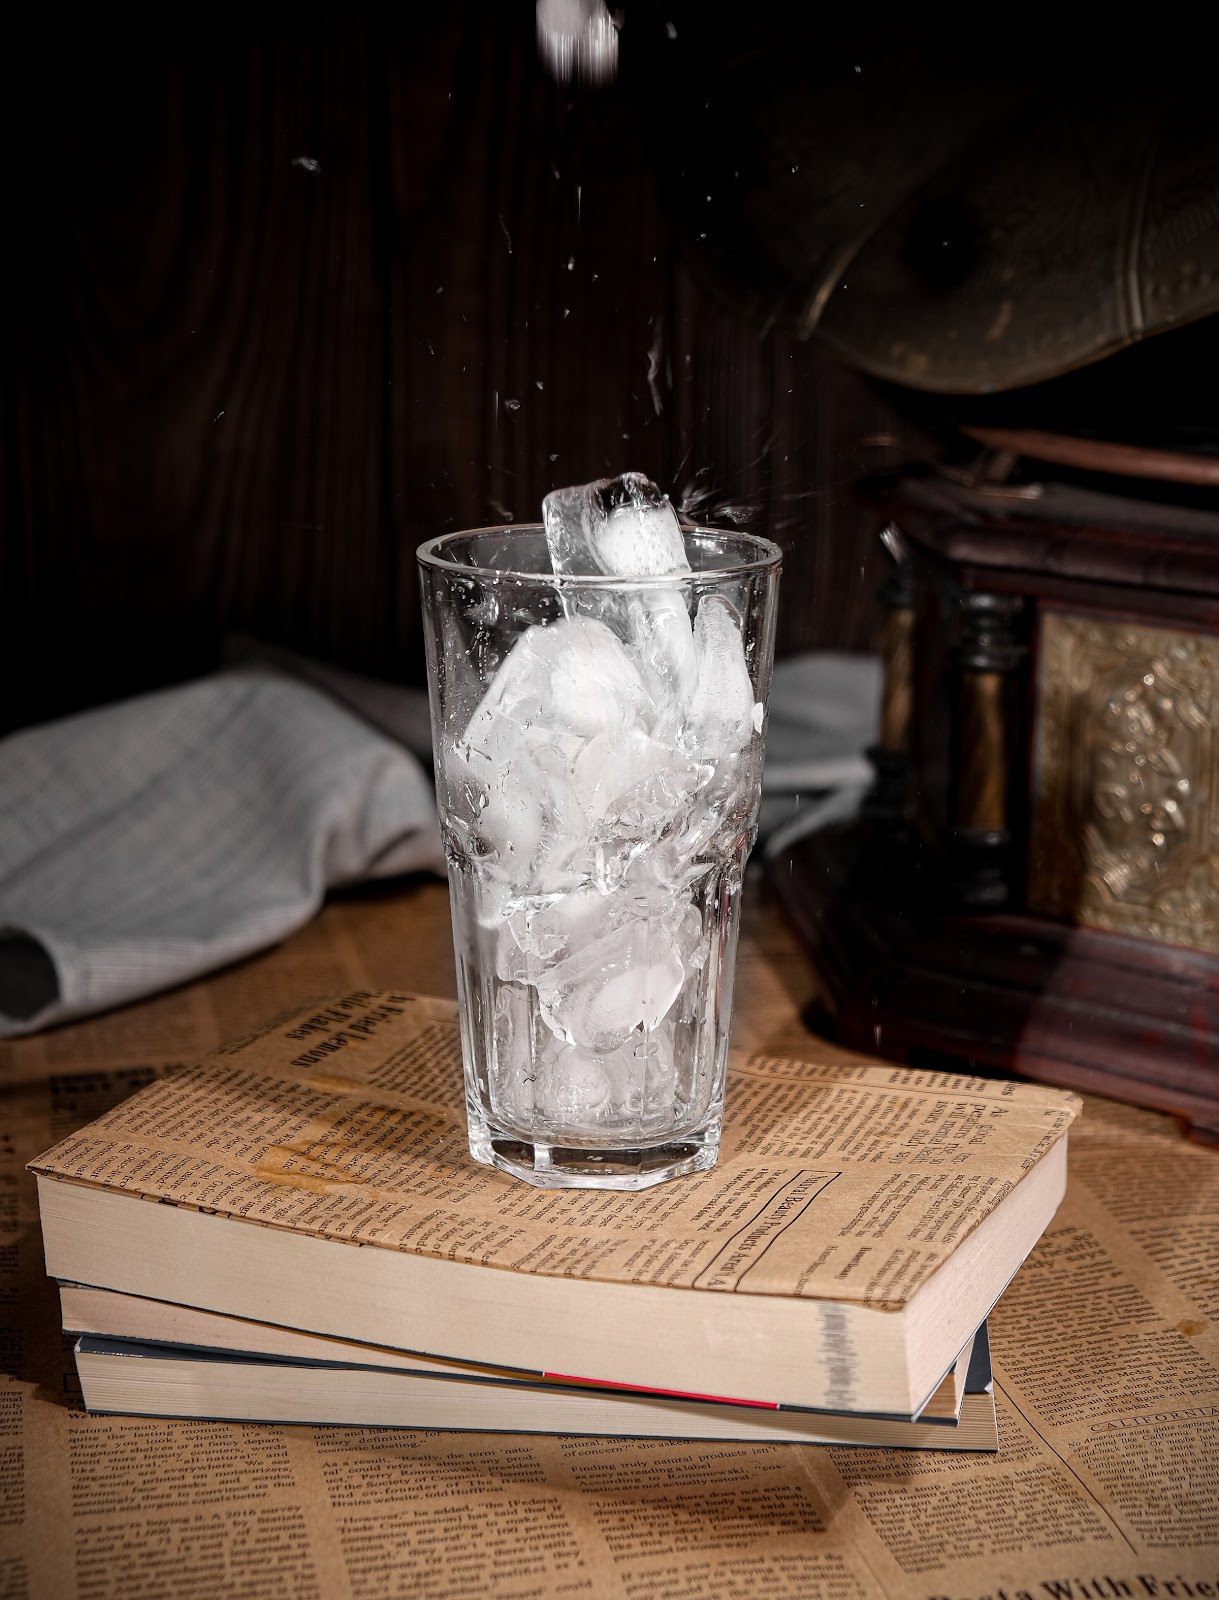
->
[2, 0, 903, 736]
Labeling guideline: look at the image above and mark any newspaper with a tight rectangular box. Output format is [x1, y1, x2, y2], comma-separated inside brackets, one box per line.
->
[29, 1007, 1078, 1316]
[2, 882, 1217, 1596]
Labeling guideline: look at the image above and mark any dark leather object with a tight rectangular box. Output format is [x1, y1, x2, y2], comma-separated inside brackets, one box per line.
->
[623, 4, 1219, 393]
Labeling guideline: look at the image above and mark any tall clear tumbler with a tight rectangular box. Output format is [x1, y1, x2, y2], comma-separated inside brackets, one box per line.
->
[418, 524, 781, 1189]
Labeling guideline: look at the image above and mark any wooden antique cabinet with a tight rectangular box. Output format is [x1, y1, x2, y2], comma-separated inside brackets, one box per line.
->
[769, 438, 1219, 1143]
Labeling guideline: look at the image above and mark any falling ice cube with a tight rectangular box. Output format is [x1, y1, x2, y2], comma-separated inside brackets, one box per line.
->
[543, 473, 696, 718]
[543, 472, 688, 578]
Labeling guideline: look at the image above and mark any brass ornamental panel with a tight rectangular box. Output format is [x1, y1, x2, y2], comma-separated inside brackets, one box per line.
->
[1029, 613, 1219, 952]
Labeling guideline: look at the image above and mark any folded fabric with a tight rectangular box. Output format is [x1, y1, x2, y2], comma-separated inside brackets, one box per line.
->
[222, 634, 436, 757]
[0, 667, 445, 1037]
[759, 651, 879, 843]
[763, 651, 880, 792]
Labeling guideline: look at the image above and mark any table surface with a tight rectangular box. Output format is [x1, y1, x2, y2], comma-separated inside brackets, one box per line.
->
[2, 876, 1218, 1597]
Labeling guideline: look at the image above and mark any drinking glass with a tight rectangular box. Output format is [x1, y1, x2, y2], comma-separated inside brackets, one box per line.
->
[418, 524, 780, 1189]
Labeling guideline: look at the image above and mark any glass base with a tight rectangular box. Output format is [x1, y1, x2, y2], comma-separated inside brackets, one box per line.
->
[467, 1117, 721, 1190]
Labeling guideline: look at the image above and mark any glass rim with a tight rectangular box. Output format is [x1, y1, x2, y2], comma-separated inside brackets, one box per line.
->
[416, 522, 783, 586]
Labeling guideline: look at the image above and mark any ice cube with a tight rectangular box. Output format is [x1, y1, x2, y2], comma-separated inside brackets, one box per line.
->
[465, 614, 650, 744]
[682, 595, 761, 760]
[571, 728, 701, 823]
[497, 885, 607, 982]
[645, 748, 764, 895]
[543, 474, 697, 718]
[453, 614, 654, 878]
[597, 1025, 678, 1121]
[603, 780, 713, 890]
[489, 983, 539, 1126]
[534, 914, 686, 1052]
[543, 472, 688, 578]
[532, 1048, 612, 1126]
[626, 590, 698, 711]
[453, 712, 585, 874]
[540, 1026, 679, 1126]
[459, 729, 545, 863]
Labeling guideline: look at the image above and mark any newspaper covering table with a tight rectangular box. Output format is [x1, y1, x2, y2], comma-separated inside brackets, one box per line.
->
[2, 880, 1217, 1597]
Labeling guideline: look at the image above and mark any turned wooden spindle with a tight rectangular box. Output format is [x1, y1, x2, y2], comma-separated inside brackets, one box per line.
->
[953, 592, 1026, 906]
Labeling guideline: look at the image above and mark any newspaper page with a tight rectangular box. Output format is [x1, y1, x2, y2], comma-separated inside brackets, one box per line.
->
[29, 999, 1078, 1315]
[1, 881, 1216, 1598]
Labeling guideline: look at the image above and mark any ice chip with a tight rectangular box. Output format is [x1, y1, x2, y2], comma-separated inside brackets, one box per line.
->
[672, 899, 707, 970]
[543, 472, 688, 578]
[683, 595, 757, 760]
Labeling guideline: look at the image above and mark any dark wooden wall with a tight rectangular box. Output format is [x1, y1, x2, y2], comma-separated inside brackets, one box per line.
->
[3, 0, 899, 736]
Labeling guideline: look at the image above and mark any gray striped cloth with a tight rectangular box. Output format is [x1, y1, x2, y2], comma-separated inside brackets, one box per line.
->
[0, 667, 445, 1037]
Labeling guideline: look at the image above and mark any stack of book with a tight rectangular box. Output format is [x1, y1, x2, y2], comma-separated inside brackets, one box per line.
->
[30, 991, 1079, 1452]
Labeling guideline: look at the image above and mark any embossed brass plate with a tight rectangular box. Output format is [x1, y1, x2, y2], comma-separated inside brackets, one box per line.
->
[1030, 613, 1219, 951]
